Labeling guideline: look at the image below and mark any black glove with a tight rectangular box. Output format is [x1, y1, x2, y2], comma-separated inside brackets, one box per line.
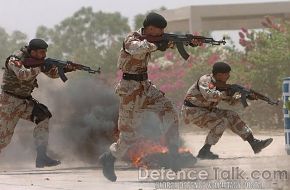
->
[155, 40, 169, 51]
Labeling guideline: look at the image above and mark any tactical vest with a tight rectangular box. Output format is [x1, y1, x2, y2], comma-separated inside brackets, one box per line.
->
[1, 47, 38, 98]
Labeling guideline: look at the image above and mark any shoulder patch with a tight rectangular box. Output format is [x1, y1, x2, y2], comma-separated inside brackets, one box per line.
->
[10, 58, 23, 68]
[208, 82, 215, 89]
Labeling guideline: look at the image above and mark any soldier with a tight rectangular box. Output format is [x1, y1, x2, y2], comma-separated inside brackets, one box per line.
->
[0, 39, 75, 167]
[181, 62, 273, 159]
[99, 12, 202, 182]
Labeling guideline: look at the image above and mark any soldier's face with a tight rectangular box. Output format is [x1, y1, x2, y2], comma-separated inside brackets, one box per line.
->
[214, 72, 230, 82]
[144, 26, 164, 37]
[30, 49, 47, 60]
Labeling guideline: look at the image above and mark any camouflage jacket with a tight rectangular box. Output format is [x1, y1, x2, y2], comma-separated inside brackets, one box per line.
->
[116, 28, 158, 96]
[184, 74, 240, 109]
[1, 47, 59, 97]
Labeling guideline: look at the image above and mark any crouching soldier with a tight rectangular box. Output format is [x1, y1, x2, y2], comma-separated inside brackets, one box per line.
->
[181, 62, 273, 159]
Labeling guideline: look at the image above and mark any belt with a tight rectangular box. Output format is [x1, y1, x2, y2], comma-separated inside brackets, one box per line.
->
[122, 73, 148, 81]
[3, 91, 32, 100]
[184, 99, 216, 111]
[183, 100, 199, 107]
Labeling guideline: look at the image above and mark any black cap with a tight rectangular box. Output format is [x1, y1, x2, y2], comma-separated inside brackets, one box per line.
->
[143, 12, 167, 29]
[28, 39, 48, 51]
[212, 62, 231, 74]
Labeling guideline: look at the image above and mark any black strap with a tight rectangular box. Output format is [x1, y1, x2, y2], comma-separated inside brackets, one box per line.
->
[122, 73, 148, 81]
[196, 78, 200, 91]
[184, 99, 198, 107]
[122, 41, 131, 55]
[5, 55, 14, 69]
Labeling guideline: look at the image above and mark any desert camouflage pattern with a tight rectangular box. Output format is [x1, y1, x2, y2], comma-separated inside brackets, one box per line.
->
[181, 74, 252, 145]
[0, 47, 59, 151]
[1, 47, 59, 98]
[117, 28, 157, 75]
[0, 92, 49, 150]
[110, 28, 179, 158]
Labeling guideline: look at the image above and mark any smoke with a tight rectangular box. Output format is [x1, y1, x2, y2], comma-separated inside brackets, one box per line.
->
[42, 75, 119, 164]
[0, 73, 119, 166]
[0, 72, 185, 168]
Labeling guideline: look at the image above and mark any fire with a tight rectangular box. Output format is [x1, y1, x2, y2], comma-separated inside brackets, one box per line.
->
[126, 138, 191, 168]
[178, 147, 190, 153]
[127, 139, 168, 168]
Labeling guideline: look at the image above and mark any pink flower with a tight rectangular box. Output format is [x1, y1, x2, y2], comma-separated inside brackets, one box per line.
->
[164, 51, 174, 61]
[241, 27, 249, 34]
[261, 21, 269, 28]
[265, 17, 273, 25]
[239, 39, 246, 46]
[239, 32, 245, 39]
[207, 53, 220, 65]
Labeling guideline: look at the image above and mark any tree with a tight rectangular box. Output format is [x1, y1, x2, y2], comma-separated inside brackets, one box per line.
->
[228, 16, 290, 128]
[0, 27, 27, 65]
[238, 17, 290, 98]
[35, 7, 130, 73]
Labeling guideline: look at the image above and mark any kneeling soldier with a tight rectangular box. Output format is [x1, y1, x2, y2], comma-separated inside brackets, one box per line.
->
[181, 62, 273, 159]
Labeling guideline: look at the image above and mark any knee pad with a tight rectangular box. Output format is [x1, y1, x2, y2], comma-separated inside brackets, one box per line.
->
[31, 103, 52, 124]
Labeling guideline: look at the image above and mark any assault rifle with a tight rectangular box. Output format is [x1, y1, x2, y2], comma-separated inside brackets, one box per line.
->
[22, 57, 101, 82]
[217, 84, 279, 107]
[140, 33, 226, 60]
[43, 58, 101, 82]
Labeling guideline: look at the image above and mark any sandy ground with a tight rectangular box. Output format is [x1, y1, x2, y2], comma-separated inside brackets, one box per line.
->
[0, 131, 289, 190]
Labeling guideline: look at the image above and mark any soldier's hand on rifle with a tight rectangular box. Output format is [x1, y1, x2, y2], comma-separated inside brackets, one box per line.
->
[189, 38, 203, 47]
[155, 40, 169, 51]
[64, 64, 77, 73]
[247, 93, 258, 100]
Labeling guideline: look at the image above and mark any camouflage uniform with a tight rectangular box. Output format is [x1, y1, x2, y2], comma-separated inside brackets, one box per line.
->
[110, 28, 179, 158]
[181, 74, 252, 145]
[0, 47, 59, 151]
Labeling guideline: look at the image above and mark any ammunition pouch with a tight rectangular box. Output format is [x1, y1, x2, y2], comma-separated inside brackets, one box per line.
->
[183, 100, 198, 107]
[31, 100, 52, 124]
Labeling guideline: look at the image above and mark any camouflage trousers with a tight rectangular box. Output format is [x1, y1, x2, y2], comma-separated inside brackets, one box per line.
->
[0, 92, 49, 151]
[181, 106, 252, 145]
[110, 82, 179, 159]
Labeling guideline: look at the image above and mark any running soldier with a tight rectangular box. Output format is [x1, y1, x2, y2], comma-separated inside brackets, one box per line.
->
[0, 39, 75, 167]
[181, 62, 273, 159]
[99, 12, 202, 182]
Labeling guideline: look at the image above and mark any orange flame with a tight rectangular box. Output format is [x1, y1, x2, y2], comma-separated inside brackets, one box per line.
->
[127, 139, 168, 168]
[126, 139, 190, 168]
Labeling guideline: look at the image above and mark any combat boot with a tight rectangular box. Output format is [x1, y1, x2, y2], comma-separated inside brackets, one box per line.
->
[99, 151, 117, 182]
[247, 134, 273, 154]
[197, 144, 219, 160]
[36, 145, 61, 168]
[251, 139, 273, 154]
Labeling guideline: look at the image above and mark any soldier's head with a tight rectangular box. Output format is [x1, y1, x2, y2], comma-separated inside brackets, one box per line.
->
[27, 39, 48, 60]
[212, 62, 231, 82]
[143, 12, 167, 37]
